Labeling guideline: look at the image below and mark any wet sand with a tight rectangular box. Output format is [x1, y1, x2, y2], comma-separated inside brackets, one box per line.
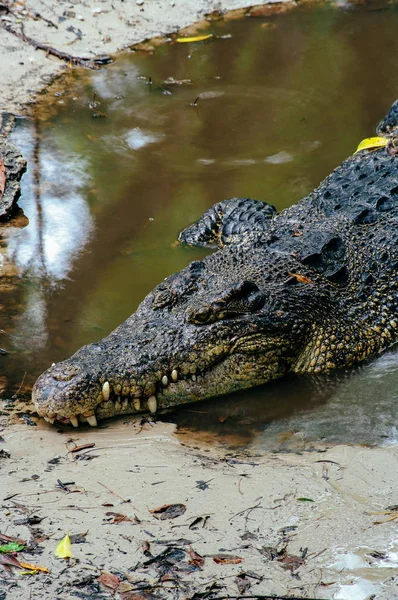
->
[1, 417, 398, 599]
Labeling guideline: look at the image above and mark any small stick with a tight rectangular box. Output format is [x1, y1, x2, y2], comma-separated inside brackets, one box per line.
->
[98, 481, 130, 503]
[1, 22, 111, 69]
[69, 443, 95, 454]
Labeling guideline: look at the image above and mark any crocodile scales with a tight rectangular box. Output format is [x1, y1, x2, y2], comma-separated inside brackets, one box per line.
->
[32, 100, 398, 426]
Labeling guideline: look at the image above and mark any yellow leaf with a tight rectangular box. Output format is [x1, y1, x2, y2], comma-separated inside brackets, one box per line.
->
[19, 562, 50, 573]
[176, 34, 213, 43]
[355, 136, 387, 154]
[55, 533, 73, 559]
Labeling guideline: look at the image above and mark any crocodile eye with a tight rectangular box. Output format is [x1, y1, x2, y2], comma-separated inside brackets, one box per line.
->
[194, 308, 211, 323]
[185, 306, 213, 325]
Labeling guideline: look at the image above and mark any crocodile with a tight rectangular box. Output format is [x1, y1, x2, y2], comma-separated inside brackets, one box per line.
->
[32, 100, 398, 427]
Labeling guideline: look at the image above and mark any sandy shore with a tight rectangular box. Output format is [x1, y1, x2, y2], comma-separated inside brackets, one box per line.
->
[1, 417, 397, 600]
[1, 1, 398, 599]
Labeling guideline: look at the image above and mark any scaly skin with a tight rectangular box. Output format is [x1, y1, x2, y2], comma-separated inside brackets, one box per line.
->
[32, 101, 398, 427]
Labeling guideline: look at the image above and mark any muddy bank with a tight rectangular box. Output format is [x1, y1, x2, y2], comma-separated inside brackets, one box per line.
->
[0, 0, 293, 116]
[1, 419, 398, 599]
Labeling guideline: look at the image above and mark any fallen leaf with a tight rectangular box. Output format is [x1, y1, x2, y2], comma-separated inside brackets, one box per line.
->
[188, 546, 205, 568]
[277, 553, 305, 572]
[99, 571, 120, 591]
[142, 540, 151, 556]
[288, 272, 314, 284]
[213, 554, 243, 565]
[0, 554, 22, 568]
[0, 533, 26, 545]
[0, 543, 24, 552]
[105, 512, 135, 524]
[55, 533, 73, 559]
[19, 562, 50, 573]
[117, 582, 133, 593]
[355, 136, 387, 154]
[296, 497, 315, 502]
[0, 157, 5, 202]
[176, 34, 213, 43]
[150, 503, 186, 520]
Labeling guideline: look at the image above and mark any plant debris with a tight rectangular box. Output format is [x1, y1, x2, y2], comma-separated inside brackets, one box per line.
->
[150, 503, 186, 520]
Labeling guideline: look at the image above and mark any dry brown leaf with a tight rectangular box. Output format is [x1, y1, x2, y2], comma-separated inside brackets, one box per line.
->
[99, 571, 120, 591]
[288, 272, 314, 284]
[213, 554, 242, 565]
[150, 503, 186, 520]
[188, 546, 205, 568]
[277, 553, 305, 572]
[142, 540, 151, 556]
[105, 512, 134, 524]
[0, 554, 22, 568]
[0, 533, 26, 545]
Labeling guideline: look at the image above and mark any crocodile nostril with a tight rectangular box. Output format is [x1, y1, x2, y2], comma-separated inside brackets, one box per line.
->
[51, 364, 80, 382]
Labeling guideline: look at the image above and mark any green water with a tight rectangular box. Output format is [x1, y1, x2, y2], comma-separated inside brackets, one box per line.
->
[1, 2, 398, 447]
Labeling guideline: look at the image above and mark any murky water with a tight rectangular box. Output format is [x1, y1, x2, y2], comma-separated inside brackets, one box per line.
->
[1, 2, 398, 448]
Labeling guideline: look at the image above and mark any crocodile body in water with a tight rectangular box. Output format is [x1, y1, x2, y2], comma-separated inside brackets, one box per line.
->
[32, 100, 398, 427]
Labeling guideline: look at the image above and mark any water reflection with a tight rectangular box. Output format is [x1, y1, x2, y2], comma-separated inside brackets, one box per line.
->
[6, 124, 93, 281]
[1, 2, 398, 450]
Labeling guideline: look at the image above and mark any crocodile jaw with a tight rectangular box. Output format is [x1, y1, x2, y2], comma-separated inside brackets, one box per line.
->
[32, 345, 286, 427]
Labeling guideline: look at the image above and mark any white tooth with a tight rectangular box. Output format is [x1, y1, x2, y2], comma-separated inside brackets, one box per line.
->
[133, 398, 141, 411]
[44, 416, 54, 424]
[115, 400, 122, 411]
[162, 375, 168, 386]
[70, 416, 79, 428]
[148, 395, 157, 413]
[171, 369, 178, 382]
[192, 374, 196, 381]
[102, 381, 110, 401]
[122, 399, 129, 411]
[86, 414, 98, 427]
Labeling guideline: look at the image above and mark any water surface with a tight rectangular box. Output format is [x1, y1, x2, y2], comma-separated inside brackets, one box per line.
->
[1, 2, 398, 448]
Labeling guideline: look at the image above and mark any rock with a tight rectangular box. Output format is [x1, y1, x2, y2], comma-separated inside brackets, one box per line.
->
[0, 138, 26, 220]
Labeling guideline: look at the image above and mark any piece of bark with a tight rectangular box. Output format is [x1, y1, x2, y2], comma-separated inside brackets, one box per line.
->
[0, 139, 26, 219]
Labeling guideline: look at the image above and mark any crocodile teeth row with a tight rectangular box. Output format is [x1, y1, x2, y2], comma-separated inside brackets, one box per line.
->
[101, 369, 180, 400]
[43, 368, 196, 428]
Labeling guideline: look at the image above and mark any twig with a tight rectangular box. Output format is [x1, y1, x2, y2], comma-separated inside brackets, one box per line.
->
[69, 443, 95, 454]
[13, 371, 27, 397]
[98, 481, 130, 503]
[1, 22, 111, 69]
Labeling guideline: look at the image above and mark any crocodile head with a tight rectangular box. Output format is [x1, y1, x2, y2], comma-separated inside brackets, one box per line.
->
[32, 233, 333, 427]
